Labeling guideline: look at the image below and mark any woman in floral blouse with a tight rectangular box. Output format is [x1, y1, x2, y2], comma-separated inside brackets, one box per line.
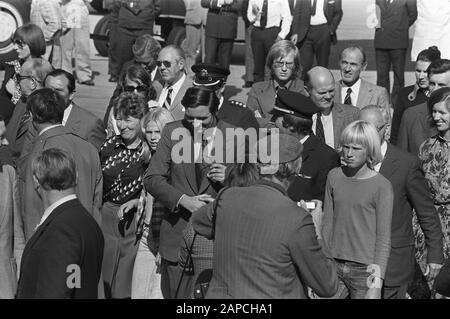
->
[419, 87, 450, 265]
[100, 92, 149, 298]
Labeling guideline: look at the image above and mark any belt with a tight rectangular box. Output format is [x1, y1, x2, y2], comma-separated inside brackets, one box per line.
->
[209, 7, 235, 14]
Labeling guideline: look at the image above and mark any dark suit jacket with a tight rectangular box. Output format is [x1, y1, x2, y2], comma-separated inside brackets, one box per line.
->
[374, 0, 417, 49]
[330, 102, 360, 149]
[0, 95, 15, 126]
[334, 79, 391, 111]
[397, 102, 437, 156]
[391, 84, 427, 146]
[144, 119, 236, 262]
[192, 180, 338, 298]
[17, 198, 104, 299]
[288, 135, 340, 202]
[21, 126, 103, 240]
[246, 78, 306, 119]
[291, 0, 343, 44]
[201, 0, 239, 40]
[380, 144, 443, 287]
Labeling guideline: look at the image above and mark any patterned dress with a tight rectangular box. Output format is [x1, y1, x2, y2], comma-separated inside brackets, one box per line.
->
[100, 135, 148, 298]
[415, 135, 450, 271]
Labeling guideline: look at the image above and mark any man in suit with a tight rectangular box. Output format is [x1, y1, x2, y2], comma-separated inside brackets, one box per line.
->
[397, 59, 449, 155]
[374, 0, 417, 103]
[305, 66, 360, 150]
[290, 0, 343, 76]
[191, 133, 339, 298]
[144, 86, 236, 299]
[5, 58, 53, 162]
[157, 45, 192, 120]
[201, 0, 239, 71]
[192, 62, 260, 130]
[17, 148, 104, 299]
[270, 90, 340, 202]
[334, 46, 391, 114]
[360, 105, 443, 299]
[21, 88, 103, 240]
[44, 69, 106, 150]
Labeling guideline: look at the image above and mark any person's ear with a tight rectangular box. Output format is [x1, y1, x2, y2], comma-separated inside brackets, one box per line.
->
[362, 61, 368, 72]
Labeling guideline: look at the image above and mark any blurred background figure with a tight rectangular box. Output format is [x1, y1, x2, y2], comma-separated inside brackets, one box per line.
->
[30, 0, 63, 67]
[201, 0, 239, 71]
[411, 0, 450, 61]
[391, 46, 441, 145]
[60, 0, 95, 86]
[241, 0, 254, 88]
[182, 0, 207, 76]
[1, 24, 46, 105]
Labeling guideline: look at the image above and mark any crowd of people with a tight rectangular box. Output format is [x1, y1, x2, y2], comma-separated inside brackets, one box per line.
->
[0, 0, 450, 300]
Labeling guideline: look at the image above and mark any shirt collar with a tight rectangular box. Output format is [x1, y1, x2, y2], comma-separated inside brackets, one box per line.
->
[380, 140, 388, 159]
[36, 194, 77, 229]
[39, 124, 63, 136]
[341, 78, 361, 91]
[166, 73, 186, 91]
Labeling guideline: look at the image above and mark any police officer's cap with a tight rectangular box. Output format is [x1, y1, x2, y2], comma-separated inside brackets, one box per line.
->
[272, 90, 319, 119]
[192, 63, 230, 87]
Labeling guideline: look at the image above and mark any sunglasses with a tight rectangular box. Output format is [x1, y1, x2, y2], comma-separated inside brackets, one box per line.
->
[273, 61, 295, 69]
[16, 74, 34, 82]
[12, 39, 25, 48]
[156, 60, 173, 68]
[123, 85, 147, 93]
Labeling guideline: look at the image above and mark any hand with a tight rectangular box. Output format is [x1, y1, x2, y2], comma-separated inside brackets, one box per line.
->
[252, 3, 260, 16]
[207, 163, 226, 184]
[179, 194, 213, 213]
[117, 199, 139, 220]
[290, 34, 298, 44]
[5, 78, 16, 95]
[365, 287, 382, 299]
[427, 263, 443, 281]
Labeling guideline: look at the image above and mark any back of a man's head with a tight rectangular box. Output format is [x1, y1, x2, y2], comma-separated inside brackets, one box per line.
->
[27, 88, 65, 125]
[32, 148, 77, 191]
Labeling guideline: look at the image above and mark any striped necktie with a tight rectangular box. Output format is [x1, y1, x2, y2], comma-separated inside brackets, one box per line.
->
[163, 87, 173, 110]
[344, 88, 352, 105]
[315, 112, 325, 143]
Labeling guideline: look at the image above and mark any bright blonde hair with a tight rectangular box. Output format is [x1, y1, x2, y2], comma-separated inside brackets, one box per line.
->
[340, 120, 382, 169]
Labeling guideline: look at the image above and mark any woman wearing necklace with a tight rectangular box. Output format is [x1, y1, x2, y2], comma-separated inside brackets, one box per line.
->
[100, 92, 149, 298]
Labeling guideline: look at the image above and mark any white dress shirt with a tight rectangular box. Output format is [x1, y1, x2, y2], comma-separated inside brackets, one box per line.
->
[158, 73, 187, 108]
[312, 111, 334, 149]
[36, 194, 77, 229]
[247, 0, 293, 39]
[300, 135, 310, 144]
[373, 141, 388, 173]
[340, 78, 362, 106]
[310, 0, 327, 25]
[62, 103, 74, 126]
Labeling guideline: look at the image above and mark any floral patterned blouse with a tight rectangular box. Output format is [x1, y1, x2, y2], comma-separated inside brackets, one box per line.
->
[5, 60, 23, 104]
[100, 135, 148, 205]
[419, 135, 450, 205]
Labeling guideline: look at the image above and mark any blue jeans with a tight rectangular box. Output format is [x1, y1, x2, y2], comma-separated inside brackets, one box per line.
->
[332, 259, 371, 299]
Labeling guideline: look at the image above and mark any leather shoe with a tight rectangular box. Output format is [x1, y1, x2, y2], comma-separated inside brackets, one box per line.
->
[108, 75, 118, 83]
[79, 79, 95, 86]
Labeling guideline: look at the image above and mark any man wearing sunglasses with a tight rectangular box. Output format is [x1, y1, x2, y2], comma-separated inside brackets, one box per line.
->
[5, 58, 53, 162]
[156, 45, 191, 120]
[270, 89, 339, 202]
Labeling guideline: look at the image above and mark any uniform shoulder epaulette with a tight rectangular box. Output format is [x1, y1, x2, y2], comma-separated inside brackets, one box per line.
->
[229, 100, 246, 108]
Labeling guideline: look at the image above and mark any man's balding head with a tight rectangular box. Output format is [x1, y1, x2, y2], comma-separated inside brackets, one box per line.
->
[19, 58, 53, 97]
[304, 67, 336, 112]
[359, 105, 390, 142]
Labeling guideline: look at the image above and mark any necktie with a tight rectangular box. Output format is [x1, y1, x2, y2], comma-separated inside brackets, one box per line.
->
[344, 87, 352, 105]
[195, 137, 209, 189]
[163, 87, 173, 110]
[16, 111, 31, 139]
[315, 113, 325, 143]
[260, 0, 268, 29]
[311, 0, 317, 15]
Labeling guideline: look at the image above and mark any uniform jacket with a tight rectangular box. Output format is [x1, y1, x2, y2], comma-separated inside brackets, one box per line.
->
[117, 0, 161, 30]
[201, 0, 239, 39]
[330, 102, 360, 150]
[397, 102, 437, 156]
[21, 126, 103, 240]
[246, 78, 306, 119]
[291, 0, 343, 44]
[334, 79, 391, 112]
[144, 118, 237, 262]
[0, 164, 25, 299]
[374, 0, 417, 49]
[17, 198, 104, 299]
[380, 144, 443, 286]
[217, 99, 260, 131]
[192, 180, 339, 298]
[288, 134, 340, 202]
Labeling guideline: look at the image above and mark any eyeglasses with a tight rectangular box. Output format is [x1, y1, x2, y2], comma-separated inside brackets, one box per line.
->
[376, 123, 387, 132]
[16, 74, 34, 82]
[156, 60, 173, 68]
[273, 61, 295, 69]
[12, 39, 25, 48]
[123, 85, 148, 93]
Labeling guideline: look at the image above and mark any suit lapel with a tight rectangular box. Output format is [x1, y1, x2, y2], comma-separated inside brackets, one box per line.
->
[332, 103, 344, 148]
[65, 104, 81, 134]
[170, 76, 190, 114]
[335, 81, 342, 104]
[356, 80, 370, 107]
[380, 144, 397, 179]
